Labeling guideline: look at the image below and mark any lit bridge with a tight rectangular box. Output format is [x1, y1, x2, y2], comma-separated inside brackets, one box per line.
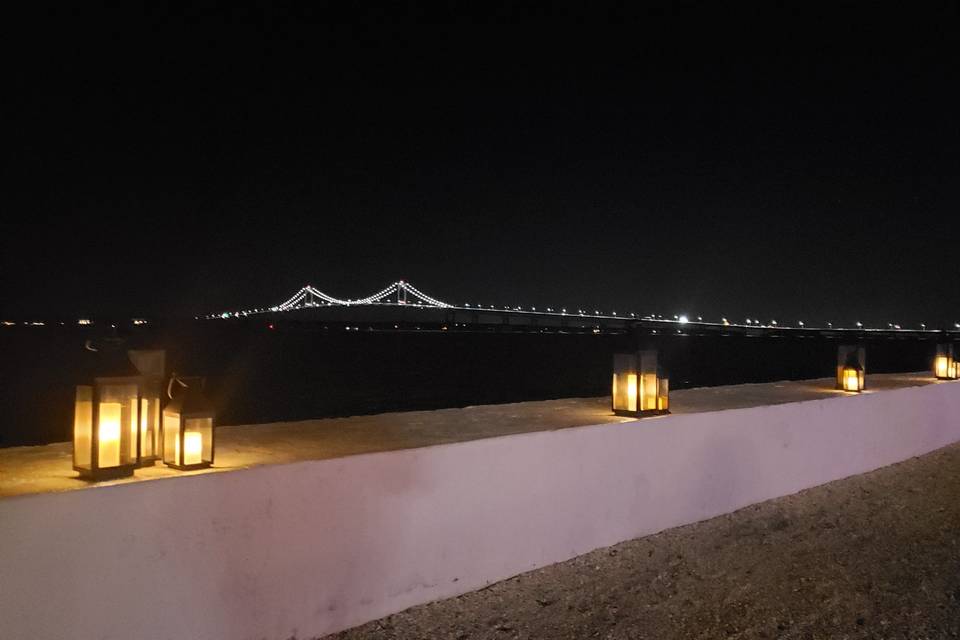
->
[206, 280, 959, 339]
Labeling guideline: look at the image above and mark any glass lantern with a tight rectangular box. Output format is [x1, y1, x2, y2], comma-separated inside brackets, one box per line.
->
[836, 345, 865, 392]
[162, 382, 215, 470]
[934, 344, 959, 380]
[127, 349, 165, 466]
[612, 350, 670, 417]
[73, 347, 163, 480]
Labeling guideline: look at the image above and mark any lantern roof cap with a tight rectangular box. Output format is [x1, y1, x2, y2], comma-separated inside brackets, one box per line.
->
[165, 382, 213, 415]
[842, 352, 864, 369]
[82, 342, 139, 379]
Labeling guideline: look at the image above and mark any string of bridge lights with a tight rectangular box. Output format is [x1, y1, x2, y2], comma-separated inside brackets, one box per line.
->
[203, 281, 959, 333]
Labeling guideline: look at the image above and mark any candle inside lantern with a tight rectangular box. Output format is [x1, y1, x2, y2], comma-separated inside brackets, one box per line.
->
[98, 402, 121, 467]
[183, 431, 203, 465]
[626, 373, 638, 412]
[935, 355, 949, 378]
[139, 398, 151, 457]
[843, 368, 860, 392]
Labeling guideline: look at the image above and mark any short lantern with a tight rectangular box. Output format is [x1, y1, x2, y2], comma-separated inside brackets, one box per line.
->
[934, 344, 959, 380]
[612, 350, 670, 417]
[162, 380, 215, 470]
[836, 345, 865, 393]
[73, 348, 165, 480]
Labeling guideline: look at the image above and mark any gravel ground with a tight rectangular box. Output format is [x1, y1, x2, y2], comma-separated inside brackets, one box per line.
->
[329, 442, 960, 639]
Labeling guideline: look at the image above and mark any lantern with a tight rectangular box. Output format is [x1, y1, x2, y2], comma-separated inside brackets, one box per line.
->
[612, 350, 670, 417]
[836, 345, 865, 393]
[73, 348, 165, 480]
[128, 349, 164, 466]
[934, 344, 959, 380]
[162, 380, 215, 470]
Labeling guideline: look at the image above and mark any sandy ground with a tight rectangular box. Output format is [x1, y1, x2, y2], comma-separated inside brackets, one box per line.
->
[329, 441, 960, 639]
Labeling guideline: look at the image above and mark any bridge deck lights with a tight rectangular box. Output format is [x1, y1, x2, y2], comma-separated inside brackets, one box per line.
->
[837, 345, 866, 392]
[611, 350, 670, 417]
[934, 344, 959, 380]
[163, 380, 216, 470]
[73, 349, 165, 480]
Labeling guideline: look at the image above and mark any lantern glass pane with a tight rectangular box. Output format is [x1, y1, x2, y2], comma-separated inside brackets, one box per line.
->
[935, 355, 949, 378]
[163, 411, 182, 465]
[641, 373, 658, 411]
[139, 383, 161, 459]
[184, 417, 213, 465]
[843, 367, 861, 392]
[97, 383, 137, 468]
[611, 354, 638, 413]
[657, 378, 669, 411]
[638, 351, 660, 411]
[73, 386, 93, 469]
[612, 372, 638, 412]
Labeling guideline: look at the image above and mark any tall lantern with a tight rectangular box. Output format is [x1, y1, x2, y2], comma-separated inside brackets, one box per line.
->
[162, 380, 215, 470]
[934, 344, 959, 380]
[836, 345, 865, 393]
[612, 350, 670, 417]
[73, 348, 165, 480]
[128, 349, 165, 466]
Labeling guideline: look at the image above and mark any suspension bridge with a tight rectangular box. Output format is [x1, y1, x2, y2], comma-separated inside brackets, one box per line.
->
[206, 280, 959, 339]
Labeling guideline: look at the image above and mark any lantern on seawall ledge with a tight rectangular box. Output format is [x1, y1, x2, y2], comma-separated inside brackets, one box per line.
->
[836, 345, 865, 393]
[612, 350, 670, 417]
[127, 349, 164, 466]
[163, 378, 215, 470]
[73, 348, 165, 480]
[934, 344, 959, 380]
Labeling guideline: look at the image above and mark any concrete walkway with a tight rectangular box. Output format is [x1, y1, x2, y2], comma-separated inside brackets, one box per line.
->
[329, 441, 960, 639]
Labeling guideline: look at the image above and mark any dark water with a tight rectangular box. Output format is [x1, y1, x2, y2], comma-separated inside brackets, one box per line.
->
[0, 321, 941, 447]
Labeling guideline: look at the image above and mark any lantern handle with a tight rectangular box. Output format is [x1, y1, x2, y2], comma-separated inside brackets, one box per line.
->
[84, 340, 98, 352]
[167, 373, 189, 400]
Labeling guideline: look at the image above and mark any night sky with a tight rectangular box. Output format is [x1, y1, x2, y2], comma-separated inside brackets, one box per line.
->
[5, 4, 960, 326]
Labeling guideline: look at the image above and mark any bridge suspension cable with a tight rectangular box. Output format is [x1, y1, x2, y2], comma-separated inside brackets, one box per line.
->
[275, 280, 451, 311]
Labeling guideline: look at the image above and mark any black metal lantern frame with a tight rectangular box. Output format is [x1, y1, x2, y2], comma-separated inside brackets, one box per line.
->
[162, 383, 215, 471]
[611, 350, 670, 417]
[73, 348, 166, 480]
[74, 376, 141, 480]
[836, 345, 866, 392]
[934, 344, 959, 380]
